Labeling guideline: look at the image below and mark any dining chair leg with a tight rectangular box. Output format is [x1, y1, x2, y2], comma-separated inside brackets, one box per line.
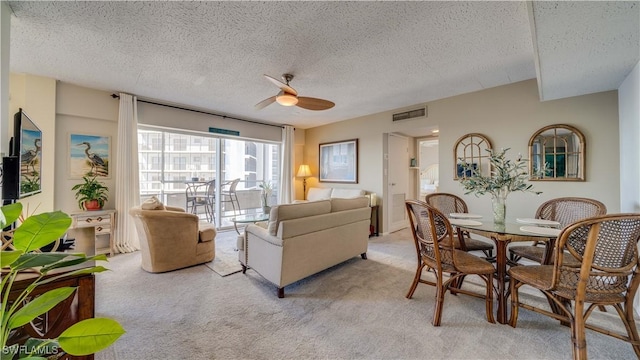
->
[406, 262, 426, 299]
[433, 282, 445, 326]
[618, 302, 640, 357]
[484, 273, 495, 324]
[509, 278, 520, 327]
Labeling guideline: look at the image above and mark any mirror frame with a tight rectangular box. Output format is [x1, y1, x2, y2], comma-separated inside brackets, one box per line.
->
[528, 124, 585, 181]
[453, 133, 492, 180]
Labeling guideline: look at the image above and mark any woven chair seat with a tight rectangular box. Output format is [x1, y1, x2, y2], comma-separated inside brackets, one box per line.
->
[510, 245, 581, 266]
[453, 250, 495, 274]
[456, 237, 494, 252]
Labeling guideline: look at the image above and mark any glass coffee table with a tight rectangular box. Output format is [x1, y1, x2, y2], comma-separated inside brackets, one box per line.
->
[231, 213, 270, 234]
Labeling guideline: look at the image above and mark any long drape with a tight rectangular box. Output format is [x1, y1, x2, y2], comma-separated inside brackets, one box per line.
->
[279, 125, 295, 204]
[114, 93, 140, 253]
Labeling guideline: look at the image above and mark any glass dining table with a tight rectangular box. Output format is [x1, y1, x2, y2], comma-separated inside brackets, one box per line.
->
[452, 220, 561, 324]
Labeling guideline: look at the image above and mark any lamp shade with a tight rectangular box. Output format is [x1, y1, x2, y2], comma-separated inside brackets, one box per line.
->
[276, 93, 298, 106]
[297, 164, 312, 177]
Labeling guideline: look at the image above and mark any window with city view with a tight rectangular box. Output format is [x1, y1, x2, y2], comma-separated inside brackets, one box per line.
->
[138, 128, 280, 227]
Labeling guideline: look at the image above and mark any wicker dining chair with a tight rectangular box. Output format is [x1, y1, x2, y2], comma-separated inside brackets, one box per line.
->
[425, 193, 494, 259]
[509, 197, 606, 264]
[405, 200, 495, 326]
[509, 214, 640, 360]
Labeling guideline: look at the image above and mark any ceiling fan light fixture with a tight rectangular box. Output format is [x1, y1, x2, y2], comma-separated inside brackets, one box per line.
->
[276, 93, 298, 106]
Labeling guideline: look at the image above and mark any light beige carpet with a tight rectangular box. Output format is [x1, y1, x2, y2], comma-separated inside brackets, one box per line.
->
[95, 229, 638, 360]
[204, 229, 243, 277]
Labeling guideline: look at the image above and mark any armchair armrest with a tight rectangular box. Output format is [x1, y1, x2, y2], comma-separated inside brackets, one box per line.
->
[165, 206, 186, 212]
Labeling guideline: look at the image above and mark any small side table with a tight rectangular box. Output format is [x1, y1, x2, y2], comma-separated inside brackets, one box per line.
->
[369, 205, 379, 237]
[231, 213, 270, 234]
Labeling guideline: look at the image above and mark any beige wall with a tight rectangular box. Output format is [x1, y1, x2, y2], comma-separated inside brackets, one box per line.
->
[8, 73, 56, 213]
[55, 82, 119, 214]
[304, 79, 620, 233]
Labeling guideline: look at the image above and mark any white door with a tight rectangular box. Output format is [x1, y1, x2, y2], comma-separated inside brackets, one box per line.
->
[385, 133, 409, 232]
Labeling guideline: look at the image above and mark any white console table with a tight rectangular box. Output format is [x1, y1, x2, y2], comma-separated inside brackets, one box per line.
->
[70, 209, 116, 256]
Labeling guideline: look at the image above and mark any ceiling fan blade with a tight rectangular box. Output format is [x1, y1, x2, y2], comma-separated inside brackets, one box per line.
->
[255, 96, 276, 110]
[263, 74, 298, 96]
[296, 97, 335, 111]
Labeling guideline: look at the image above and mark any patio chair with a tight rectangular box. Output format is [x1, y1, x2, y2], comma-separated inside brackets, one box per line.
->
[405, 200, 495, 326]
[509, 213, 640, 359]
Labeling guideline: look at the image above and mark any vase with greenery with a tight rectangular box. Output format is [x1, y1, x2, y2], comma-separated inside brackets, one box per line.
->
[72, 176, 109, 211]
[458, 148, 541, 224]
[258, 181, 273, 214]
[1, 202, 124, 359]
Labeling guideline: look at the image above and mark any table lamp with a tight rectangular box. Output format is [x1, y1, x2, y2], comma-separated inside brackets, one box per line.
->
[296, 164, 312, 200]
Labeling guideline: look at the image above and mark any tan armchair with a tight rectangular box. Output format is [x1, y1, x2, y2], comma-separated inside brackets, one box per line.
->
[129, 205, 216, 273]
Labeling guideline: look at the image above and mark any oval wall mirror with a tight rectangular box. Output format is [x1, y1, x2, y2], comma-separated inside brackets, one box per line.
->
[453, 133, 492, 180]
[529, 124, 585, 181]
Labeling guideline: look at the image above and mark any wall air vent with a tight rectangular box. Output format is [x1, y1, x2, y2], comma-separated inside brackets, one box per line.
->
[392, 107, 427, 121]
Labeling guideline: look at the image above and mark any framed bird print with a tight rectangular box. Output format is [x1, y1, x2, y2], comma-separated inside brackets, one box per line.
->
[68, 133, 111, 179]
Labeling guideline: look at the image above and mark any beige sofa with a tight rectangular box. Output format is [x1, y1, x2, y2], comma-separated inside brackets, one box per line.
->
[129, 205, 216, 273]
[239, 197, 371, 298]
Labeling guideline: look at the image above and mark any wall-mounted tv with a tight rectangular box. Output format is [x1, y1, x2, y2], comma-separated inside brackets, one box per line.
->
[12, 108, 42, 198]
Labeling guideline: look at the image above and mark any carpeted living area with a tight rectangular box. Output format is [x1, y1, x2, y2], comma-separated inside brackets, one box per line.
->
[95, 228, 637, 360]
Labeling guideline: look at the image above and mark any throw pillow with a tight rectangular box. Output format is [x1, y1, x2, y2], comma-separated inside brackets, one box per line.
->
[141, 196, 166, 210]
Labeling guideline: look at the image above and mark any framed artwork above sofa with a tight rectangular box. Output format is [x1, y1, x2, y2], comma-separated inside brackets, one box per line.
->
[319, 139, 358, 183]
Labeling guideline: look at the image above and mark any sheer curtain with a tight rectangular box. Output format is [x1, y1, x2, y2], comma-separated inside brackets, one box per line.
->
[114, 93, 140, 253]
[279, 125, 295, 204]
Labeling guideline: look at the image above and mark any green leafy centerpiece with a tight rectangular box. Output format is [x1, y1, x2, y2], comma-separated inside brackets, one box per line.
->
[259, 181, 273, 214]
[458, 148, 541, 224]
[72, 176, 109, 211]
[1, 202, 124, 359]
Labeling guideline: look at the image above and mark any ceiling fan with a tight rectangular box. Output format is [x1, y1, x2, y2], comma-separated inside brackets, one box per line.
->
[255, 74, 335, 111]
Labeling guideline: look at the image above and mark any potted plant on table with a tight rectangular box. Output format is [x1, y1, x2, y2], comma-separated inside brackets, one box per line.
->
[458, 148, 541, 224]
[72, 176, 109, 211]
[0, 202, 124, 359]
[259, 181, 273, 214]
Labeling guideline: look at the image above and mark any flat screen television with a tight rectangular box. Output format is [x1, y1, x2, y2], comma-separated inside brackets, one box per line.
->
[12, 108, 42, 198]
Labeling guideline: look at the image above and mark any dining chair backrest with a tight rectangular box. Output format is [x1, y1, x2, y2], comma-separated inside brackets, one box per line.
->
[206, 180, 216, 197]
[425, 193, 468, 215]
[405, 200, 455, 270]
[552, 214, 640, 297]
[536, 197, 607, 228]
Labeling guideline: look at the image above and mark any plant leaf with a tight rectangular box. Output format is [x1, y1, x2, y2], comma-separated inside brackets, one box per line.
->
[58, 318, 125, 356]
[1, 250, 24, 268]
[12, 253, 75, 271]
[13, 211, 72, 252]
[21, 338, 61, 359]
[37, 266, 110, 286]
[0, 202, 23, 228]
[8, 287, 76, 329]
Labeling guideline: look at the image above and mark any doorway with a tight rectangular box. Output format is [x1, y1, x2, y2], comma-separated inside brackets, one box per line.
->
[417, 138, 439, 201]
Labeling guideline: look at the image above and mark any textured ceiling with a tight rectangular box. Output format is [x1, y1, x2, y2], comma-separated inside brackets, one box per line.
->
[7, 1, 639, 129]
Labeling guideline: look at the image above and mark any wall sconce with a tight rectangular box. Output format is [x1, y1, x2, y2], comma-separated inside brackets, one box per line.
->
[296, 164, 312, 200]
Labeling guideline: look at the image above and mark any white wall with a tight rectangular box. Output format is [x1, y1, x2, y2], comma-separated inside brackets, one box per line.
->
[619, 61, 640, 213]
[618, 60, 640, 316]
[305, 79, 620, 233]
[1, 1, 10, 157]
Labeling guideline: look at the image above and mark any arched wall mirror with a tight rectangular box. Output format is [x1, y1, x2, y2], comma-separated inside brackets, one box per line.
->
[453, 133, 492, 180]
[529, 124, 585, 181]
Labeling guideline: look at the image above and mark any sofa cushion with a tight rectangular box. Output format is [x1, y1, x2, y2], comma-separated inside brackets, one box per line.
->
[268, 200, 331, 235]
[331, 188, 366, 198]
[307, 187, 333, 201]
[198, 222, 216, 243]
[330, 197, 369, 212]
[141, 196, 165, 210]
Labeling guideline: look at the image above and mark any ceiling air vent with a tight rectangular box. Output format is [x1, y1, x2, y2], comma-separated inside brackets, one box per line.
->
[392, 107, 427, 121]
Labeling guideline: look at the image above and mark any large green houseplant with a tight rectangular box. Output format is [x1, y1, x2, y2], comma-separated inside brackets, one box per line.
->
[71, 176, 109, 211]
[1, 202, 124, 359]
